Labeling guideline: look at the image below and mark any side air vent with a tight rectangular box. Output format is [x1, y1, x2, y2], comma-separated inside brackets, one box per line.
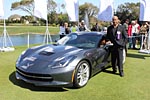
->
[39, 51, 54, 56]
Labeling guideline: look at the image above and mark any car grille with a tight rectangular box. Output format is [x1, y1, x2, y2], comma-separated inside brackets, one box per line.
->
[16, 68, 53, 81]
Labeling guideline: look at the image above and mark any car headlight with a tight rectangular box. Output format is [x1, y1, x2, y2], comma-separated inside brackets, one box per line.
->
[16, 50, 26, 66]
[49, 55, 76, 69]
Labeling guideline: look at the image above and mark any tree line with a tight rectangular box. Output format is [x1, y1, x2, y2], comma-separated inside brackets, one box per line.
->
[9, 0, 140, 26]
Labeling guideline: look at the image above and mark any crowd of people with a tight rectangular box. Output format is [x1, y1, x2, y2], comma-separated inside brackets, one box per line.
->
[124, 19, 150, 50]
[58, 20, 106, 39]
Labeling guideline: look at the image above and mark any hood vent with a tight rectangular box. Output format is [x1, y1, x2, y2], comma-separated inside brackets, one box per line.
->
[39, 51, 54, 56]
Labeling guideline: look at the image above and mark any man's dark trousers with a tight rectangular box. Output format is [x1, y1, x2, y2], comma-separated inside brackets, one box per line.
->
[111, 46, 124, 75]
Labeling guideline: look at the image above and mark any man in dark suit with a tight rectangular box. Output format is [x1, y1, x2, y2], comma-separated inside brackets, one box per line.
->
[106, 16, 128, 77]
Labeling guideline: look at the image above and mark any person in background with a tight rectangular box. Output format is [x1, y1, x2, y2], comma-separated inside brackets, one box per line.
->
[134, 20, 140, 49]
[59, 22, 65, 39]
[128, 21, 133, 49]
[132, 20, 140, 49]
[91, 22, 101, 31]
[102, 27, 107, 33]
[123, 19, 129, 32]
[64, 22, 70, 35]
[106, 16, 128, 77]
[139, 22, 149, 49]
[79, 20, 90, 32]
[70, 22, 78, 32]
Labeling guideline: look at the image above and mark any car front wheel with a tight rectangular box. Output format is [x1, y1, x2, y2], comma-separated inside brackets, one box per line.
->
[73, 60, 90, 88]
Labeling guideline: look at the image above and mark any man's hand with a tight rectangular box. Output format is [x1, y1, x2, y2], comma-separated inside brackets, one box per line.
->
[106, 41, 111, 44]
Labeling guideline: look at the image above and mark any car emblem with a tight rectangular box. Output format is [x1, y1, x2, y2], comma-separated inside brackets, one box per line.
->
[21, 63, 34, 69]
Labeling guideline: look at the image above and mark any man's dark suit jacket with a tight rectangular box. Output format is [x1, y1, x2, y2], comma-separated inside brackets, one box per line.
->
[106, 25, 128, 48]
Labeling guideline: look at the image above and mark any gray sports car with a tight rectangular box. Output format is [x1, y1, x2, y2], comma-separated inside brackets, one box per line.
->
[16, 32, 112, 88]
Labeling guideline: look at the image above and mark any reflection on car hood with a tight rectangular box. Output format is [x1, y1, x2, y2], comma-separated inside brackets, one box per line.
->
[26, 45, 83, 62]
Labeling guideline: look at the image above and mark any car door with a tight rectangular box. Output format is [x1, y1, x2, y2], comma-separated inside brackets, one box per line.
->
[95, 47, 108, 66]
[93, 45, 111, 72]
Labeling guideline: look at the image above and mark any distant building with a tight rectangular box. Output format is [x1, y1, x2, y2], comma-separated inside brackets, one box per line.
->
[8, 14, 21, 22]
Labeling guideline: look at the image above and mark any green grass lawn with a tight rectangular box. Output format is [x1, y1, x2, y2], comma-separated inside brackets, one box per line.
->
[0, 26, 59, 35]
[0, 46, 150, 100]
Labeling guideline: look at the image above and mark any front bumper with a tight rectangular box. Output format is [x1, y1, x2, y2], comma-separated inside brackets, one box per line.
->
[15, 68, 75, 87]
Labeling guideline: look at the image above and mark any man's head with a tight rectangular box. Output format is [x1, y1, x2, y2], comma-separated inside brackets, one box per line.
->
[81, 20, 85, 25]
[112, 16, 119, 26]
[131, 20, 136, 25]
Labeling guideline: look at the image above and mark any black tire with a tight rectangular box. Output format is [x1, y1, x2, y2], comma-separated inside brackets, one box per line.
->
[73, 60, 90, 88]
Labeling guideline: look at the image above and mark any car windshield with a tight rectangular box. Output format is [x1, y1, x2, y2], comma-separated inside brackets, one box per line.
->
[57, 33, 102, 49]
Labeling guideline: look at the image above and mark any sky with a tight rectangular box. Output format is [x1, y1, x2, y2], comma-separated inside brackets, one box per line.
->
[2, 0, 139, 19]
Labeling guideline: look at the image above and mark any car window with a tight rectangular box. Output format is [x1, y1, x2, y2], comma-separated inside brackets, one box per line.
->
[98, 35, 107, 48]
[57, 33, 102, 49]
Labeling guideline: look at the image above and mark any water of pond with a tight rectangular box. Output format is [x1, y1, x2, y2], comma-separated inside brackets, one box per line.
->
[0, 34, 60, 46]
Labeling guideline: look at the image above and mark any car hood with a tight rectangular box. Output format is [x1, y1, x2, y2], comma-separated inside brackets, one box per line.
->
[18, 45, 84, 73]
[24, 45, 84, 61]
